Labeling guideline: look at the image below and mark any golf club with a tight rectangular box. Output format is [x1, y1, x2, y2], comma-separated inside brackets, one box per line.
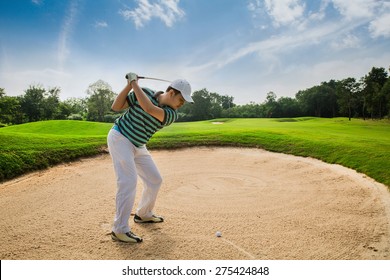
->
[125, 74, 172, 83]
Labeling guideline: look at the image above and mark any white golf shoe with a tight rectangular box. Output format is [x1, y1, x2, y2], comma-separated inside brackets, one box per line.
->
[111, 231, 143, 243]
[134, 214, 164, 223]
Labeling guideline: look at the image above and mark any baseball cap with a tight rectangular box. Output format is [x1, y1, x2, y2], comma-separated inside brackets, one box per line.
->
[169, 79, 193, 103]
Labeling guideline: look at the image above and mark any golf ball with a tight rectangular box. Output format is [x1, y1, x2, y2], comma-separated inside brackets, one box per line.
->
[216, 231, 222, 237]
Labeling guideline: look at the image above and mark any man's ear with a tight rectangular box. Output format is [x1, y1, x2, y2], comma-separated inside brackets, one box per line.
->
[168, 89, 175, 97]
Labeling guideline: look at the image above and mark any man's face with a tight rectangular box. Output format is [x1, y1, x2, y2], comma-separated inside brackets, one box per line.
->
[169, 90, 185, 110]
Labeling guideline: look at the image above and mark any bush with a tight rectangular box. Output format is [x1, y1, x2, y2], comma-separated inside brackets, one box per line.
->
[103, 114, 121, 123]
[67, 114, 83, 121]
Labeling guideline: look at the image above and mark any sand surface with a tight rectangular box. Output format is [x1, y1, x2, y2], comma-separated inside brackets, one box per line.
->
[1, 147, 390, 260]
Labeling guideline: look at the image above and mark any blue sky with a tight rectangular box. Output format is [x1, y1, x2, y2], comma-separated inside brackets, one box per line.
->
[0, 0, 389, 104]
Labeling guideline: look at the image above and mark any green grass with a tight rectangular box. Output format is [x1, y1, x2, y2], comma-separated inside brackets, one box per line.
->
[1, 118, 389, 188]
[0, 121, 112, 181]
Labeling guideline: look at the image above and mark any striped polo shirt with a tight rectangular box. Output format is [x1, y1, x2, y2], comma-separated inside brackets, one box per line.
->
[114, 87, 178, 147]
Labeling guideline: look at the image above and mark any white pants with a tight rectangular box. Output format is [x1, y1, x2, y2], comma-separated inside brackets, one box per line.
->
[107, 129, 162, 233]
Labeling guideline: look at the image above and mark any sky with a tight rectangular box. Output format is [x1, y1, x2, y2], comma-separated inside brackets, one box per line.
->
[0, 0, 390, 104]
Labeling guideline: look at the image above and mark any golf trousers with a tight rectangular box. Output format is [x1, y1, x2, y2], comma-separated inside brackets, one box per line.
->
[107, 128, 162, 233]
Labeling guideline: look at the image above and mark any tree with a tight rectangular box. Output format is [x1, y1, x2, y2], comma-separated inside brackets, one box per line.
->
[0, 88, 22, 124]
[296, 87, 318, 116]
[241, 102, 264, 118]
[380, 77, 390, 118]
[188, 89, 213, 120]
[62, 97, 88, 119]
[277, 97, 301, 118]
[55, 102, 73, 120]
[220, 95, 235, 110]
[86, 80, 116, 122]
[178, 89, 211, 121]
[209, 92, 223, 119]
[263, 91, 278, 117]
[295, 81, 338, 118]
[178, 89, 235, 121]
[42, 87, 61, 120]
[320, 80, 338, 118]
[19, 85, 46, 122]
[363, 67, 388, 119]
[337, 78, 359, 120]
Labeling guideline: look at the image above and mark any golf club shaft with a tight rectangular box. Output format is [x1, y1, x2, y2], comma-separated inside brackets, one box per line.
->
[125, 74, 171, 83]
[139, 76, 172, 83]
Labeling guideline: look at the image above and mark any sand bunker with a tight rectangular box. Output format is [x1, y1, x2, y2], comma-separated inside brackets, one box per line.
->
[0, 147, 389, 260]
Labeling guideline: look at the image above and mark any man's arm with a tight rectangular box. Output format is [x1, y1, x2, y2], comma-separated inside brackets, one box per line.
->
[130, 80, 165, 122]
[111, 83, 132, 112]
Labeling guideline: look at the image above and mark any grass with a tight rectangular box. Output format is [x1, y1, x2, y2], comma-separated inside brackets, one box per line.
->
[0, 118, 389, 188]
[0, 121, 112, 181]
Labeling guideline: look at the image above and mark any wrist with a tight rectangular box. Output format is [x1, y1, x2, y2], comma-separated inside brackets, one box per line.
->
[130, 80, 139, 87]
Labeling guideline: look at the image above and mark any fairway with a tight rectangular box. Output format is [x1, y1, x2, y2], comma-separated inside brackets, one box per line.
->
[2, 118, 388, 187]
[153, 118, 390, 187]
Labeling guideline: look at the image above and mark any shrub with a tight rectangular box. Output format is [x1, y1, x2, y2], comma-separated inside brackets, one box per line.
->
[67, 114, 83, 121]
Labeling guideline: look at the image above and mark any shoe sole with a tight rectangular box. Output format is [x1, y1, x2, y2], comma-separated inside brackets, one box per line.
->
[134, 218, 164, 224]
[134, 220, 164, 224]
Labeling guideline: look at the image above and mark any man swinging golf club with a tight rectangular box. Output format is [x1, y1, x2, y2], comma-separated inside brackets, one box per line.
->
[107, 72, 193, 243]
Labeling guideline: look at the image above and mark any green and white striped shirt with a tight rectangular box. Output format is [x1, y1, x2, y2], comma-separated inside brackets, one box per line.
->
[114, 87, 178, 147]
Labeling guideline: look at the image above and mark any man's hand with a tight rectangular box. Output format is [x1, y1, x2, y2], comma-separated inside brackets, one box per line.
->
[125, 72, 138, 84]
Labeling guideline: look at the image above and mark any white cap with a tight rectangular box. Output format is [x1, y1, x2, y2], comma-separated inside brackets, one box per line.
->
[170, 79, 193, 103]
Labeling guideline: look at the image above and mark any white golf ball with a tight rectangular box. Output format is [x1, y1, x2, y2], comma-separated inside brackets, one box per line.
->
[216, 231, 222, 237]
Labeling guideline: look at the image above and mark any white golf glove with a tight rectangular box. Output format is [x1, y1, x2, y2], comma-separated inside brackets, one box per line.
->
[125, 72, 138, 84]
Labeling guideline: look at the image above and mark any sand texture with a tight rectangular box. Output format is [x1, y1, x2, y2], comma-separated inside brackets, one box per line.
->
[1, 147, 389, 260]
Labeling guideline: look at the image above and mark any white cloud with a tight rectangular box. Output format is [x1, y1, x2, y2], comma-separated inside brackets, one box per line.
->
[192, 20, 344, 73]
[307, 0, 330, 21]
[331, 0, 378, 20]
[94, 21, 108, 28]
[31, 0, 44, 5]
[369, 9, 390, 38]
[263, 0, 306, 27]
[330, 33, 361, 50]
[247, 0, 260, 12]
[58, 0, 79, 70]
[330, 0, 390, 38]
[245, 0, 390, 53]
[120, 0, 185, 29]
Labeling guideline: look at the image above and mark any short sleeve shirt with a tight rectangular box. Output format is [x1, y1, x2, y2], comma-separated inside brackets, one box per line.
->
[115, 87, 178, 147]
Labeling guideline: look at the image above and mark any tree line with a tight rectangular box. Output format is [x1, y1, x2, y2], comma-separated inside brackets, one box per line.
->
[0, 80, 119, 126]
[1, 66, 389, 126]
[179, 66, 390, 121]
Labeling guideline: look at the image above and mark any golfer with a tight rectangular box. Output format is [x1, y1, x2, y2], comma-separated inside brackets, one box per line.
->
[107, 72, 193, 243]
